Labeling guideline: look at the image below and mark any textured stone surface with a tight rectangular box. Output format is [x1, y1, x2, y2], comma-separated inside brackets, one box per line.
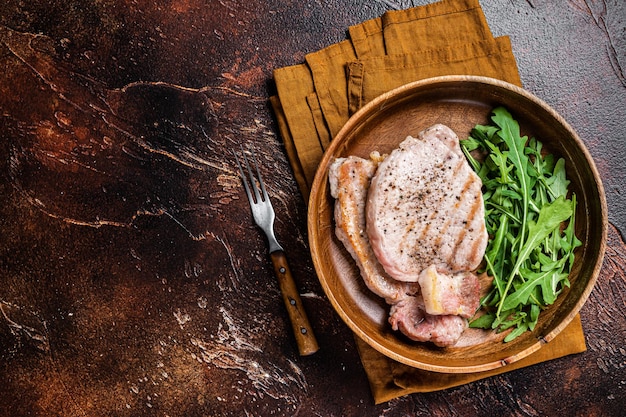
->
[0, 1, 624, 416]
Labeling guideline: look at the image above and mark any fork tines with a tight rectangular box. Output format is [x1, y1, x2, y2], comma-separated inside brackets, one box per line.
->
[233, 146, 282, 251]
[233, 147, 268, 206]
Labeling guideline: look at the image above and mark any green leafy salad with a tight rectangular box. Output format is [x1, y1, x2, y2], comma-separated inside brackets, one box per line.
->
[460, 107, 581, 342]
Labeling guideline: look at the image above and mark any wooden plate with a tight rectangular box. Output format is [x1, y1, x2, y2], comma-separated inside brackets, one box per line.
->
[308, 76, 607, 373]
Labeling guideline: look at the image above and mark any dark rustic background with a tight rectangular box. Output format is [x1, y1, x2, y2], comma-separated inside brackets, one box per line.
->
[1, 1, 624, 416]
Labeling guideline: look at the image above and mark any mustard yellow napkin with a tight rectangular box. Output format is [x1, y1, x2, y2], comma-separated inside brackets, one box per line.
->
[381, 0, 494, 54]
[346, 36, 520, 115]
[271, 0, 587, 403]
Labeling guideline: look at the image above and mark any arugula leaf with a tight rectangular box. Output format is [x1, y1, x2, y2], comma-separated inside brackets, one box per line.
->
[504, 322, 528, 342]
[491, 107, 530, 249]
[550, 158, 569, 197]
[469, 313, 495, 329]
[499, 196, 573, 311]
[461, 107, 579, 341]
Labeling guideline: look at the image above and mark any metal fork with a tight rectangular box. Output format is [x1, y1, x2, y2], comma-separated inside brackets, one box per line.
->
[233, 147, 319, 356]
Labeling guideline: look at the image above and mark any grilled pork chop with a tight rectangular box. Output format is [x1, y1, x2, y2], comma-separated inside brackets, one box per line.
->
[329, 155, 418, 304]
[366, 124, 488, 282]
[329, 153, 471, 346]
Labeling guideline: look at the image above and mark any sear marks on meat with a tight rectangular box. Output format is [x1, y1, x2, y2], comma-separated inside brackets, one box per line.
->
[366, 124, 488, 282]
[329, 155, 418, 304]
[329, 154, 467, 347]
[328, 124, 488, 347]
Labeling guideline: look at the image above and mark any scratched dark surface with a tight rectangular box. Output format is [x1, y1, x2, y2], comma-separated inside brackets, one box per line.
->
[0, 0, 624, 416]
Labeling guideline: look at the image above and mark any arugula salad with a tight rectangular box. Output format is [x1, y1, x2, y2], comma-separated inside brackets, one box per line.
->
[460, 107, 581, 342]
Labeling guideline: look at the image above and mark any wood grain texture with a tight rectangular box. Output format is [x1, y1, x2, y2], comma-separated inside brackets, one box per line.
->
[270, 250, 319, 356]
[0, 0, 624, 416]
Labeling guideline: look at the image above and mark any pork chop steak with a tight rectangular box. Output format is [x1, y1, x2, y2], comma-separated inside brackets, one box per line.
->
[329, 154, 468, 346]
[366, 124, 488, 283]
[329, 155, 417, 304]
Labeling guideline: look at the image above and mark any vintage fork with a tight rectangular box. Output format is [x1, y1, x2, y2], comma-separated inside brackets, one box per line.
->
[233, 147, 319, 356]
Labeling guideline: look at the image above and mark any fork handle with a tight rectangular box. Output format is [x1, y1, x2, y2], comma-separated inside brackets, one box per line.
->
[270, 250, 319, 356]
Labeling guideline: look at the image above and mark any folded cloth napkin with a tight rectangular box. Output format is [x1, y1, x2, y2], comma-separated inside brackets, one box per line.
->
[346, 36, 519, 115]
[271, 0, 587, 404]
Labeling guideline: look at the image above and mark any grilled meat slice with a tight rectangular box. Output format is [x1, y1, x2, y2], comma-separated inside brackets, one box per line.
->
[366, 124, 488, 282]
[328, 124, 488, 347]
[329, 155, 418, 304]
